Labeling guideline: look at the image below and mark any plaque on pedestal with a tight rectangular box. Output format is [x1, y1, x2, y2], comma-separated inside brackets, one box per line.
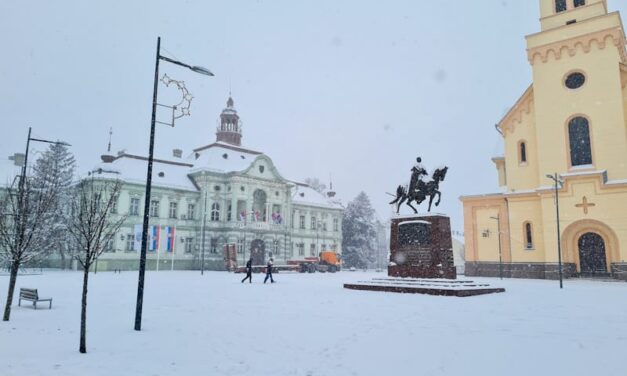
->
[388, 214, 456, 279]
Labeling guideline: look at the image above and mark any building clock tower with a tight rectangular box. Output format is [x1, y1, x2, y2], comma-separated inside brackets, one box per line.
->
[216, 96, 242, 146]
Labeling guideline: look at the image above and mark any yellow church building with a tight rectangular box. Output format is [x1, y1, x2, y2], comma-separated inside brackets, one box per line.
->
[461, 0, 627, 280]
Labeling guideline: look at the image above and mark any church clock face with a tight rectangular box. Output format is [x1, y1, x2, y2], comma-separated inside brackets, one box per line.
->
[564, 72, 586, 89]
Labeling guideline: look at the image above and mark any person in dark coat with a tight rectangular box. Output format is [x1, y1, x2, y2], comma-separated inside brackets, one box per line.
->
[241, 257, 253, 283]
[264, 258, 275, 283]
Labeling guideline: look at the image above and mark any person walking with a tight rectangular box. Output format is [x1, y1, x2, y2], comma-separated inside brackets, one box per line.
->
[241, 257, 253, 283]
[264, 258, 275, 284]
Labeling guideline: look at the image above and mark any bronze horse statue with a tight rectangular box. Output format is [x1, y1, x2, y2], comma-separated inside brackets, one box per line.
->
[389, 166, 448, 214]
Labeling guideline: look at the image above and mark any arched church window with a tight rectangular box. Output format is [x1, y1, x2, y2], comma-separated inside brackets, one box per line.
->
[568, 117, 593, 166]
[574, 0, 585, 7]
[519, 141, 527, 163]
[555, 0, 567, 13]
[524, 222, 534, 249]
[565, 72, 585, 89]
[211, 203, 221, 221]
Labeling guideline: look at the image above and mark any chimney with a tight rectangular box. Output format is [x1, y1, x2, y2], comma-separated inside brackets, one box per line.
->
[173, 149, 183, 158]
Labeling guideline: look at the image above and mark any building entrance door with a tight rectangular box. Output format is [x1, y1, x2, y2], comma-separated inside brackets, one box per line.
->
[250, 239, 266, 266]
[578, 232, 607, 275]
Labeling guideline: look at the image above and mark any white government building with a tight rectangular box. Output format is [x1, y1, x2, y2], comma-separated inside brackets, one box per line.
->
[89, 96, 343, 271]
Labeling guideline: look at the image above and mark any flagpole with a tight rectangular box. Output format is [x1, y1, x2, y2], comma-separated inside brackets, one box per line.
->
[156, 226, 161, 272]
[171, 227, 176, 271]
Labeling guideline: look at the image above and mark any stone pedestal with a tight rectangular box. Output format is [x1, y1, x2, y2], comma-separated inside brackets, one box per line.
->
[388, 214, 456, 280]
[343, 214, 504, 297]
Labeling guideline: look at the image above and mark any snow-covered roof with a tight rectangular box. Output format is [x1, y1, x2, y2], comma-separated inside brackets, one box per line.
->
[88, 154, 198, 192]
[292, 184, 343, 210]
[188, 143, 261, 174]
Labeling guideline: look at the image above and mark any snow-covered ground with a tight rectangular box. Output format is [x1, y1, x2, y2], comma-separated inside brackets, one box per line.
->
[1, 270, 626, 376]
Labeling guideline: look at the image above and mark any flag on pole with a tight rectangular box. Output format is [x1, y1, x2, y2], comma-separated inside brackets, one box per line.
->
[133, 224, 142, 251]
[165, 226, 176, 252]
[149, 225, 160, 252]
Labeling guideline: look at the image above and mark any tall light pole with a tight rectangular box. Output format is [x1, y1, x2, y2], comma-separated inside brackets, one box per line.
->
[17, 128, 70, 258]
[3, 127, 70, 322]
[490, 214, 503, 280]
[134, 37, 213, 331]
[546, 173, 564, 289]
[200, 190, 207, 275]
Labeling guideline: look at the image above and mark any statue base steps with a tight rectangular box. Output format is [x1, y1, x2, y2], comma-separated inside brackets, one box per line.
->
[343, 277, 505, 297]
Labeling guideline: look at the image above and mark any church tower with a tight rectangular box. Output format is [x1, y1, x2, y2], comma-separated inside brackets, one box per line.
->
[216, 96, 242, 146]
[461, 0, 627, 280]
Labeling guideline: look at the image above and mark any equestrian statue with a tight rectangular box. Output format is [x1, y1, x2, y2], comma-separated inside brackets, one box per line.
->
[389, 157, 448, 214]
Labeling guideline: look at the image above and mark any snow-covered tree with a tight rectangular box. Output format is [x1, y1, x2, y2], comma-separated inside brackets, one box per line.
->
[32, 143, 76, 268]
[341, 192, 378, 268]
[66, 179, 125, 353]
[1, 176, 57, 321]
[304, 177, 327, 195]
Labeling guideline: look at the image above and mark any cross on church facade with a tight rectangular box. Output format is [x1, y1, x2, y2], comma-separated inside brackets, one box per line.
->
[575, 196, 595, 215]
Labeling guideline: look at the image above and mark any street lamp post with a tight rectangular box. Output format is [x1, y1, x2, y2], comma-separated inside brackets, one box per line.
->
[546, 173, 564, 289]
[134, 37, 213, 331]
[200, 190, 207, 275]
[16, 126, 71, 247]
[490, 214, 503, 280]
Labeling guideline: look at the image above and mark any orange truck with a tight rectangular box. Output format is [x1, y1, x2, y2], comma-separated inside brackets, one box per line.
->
[288, 251, 342, 273]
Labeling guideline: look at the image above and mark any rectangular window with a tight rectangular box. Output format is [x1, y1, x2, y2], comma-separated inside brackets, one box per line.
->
[210, 238, 218, 254]
[321, 243, 326, 252]
[555, 0, 566, 13]
[187, 203, 195, 219]
[126, 234, 135, 252]
[105, 238, 115, 253]
[333, 218, 339, 232]
[310, 244, 316, 256]
[273, 239, 280, 257]
[237, 239, 244, 254]
[322, 221, 327, 231]
[574, 0, 585, 7]
[169, 202, 178, 219]
[110, 196, 118, 214]
[311, 217, 317, 230]
[299, 215, 306, 229]
[298, 243, 304, 256]
[237, 200, 247, 221]
[227, 202, 232, 222]
[184, 238, 194, 253]
[129, 198, 140, 216]
[271, 204, 282, 224]
[150, 200, 160, 218]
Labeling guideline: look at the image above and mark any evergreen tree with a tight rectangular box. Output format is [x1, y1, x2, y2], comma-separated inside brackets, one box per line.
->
[341, 192, 378, 268]
[32, 143, 76, 268]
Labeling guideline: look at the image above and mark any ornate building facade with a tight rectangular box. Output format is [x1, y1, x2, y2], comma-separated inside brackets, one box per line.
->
[90, 96, 343, 271]
[461, 0, 627, 280]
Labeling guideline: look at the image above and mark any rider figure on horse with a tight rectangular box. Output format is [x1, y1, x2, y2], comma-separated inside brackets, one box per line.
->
[410, 157, 428, 193]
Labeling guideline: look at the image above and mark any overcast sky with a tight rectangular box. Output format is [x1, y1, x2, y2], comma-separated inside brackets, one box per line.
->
[2, 0, 626, 233]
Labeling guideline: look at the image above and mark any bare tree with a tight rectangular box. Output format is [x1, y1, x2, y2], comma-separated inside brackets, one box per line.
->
[304, 177, 327, 194]
[1, 176, 57, 321]
[66, 179, 126, 354]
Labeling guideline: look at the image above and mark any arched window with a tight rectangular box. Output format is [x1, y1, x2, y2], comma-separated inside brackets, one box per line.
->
[524, 222, 534, 249]
[568, 117, 592, 166]
[519, 141, 527, 163]
[555, 0, 567, 13]
[574, 0, 585, 7]
[211, 203, 220, 221]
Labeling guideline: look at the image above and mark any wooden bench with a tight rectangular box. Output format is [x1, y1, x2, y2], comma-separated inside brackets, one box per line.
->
[18, 288, 52, 310]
